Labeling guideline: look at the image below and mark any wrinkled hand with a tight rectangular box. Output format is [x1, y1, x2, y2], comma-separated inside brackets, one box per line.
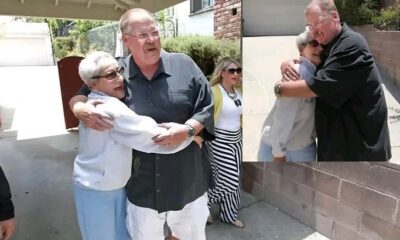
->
[193, 135, 204, 148]
[73, 100, 113, 131]
[281, 59, 300, 81]
[273, 156, 286, 163]
[153, 122, 189, 146]
[0, 218, 16, 240]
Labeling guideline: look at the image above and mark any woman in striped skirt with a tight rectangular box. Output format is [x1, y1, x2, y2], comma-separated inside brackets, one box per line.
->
[207, 57, 244, 228]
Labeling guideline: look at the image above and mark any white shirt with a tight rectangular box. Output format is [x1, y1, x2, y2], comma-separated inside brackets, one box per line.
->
[215, 84, 242, 130]
[261, 57, 316, 157]
[73, 91, 193, 191]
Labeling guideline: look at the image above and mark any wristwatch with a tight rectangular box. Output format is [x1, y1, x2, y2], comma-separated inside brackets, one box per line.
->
[274, 81, 283, 98]
[185, 123, 196, 137]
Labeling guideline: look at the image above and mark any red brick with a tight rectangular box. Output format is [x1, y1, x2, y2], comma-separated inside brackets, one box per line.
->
[315, 192, 362, 231]
[242, 177, 264, 200]
[360, 214, 400, 240]
[333, 222, 370, 240]
[265, 162, 284, 174]
[368, 164, 400, 198]
[317, 162, 370, 185]
[263, 169, 280, 192]
[314, 170, 340, 199]
[280, 178, 315, 207]
[340, 181, 397, 223]
[241, 163, 264, 185]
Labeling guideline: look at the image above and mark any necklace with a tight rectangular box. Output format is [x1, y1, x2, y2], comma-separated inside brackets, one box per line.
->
[220, 84, 241, 107]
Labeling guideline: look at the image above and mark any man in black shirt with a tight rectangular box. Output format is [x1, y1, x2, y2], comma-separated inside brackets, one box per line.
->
[70, 8, 214, 240]
[0, 165, 16, 240]
[277, 0, 391, 161]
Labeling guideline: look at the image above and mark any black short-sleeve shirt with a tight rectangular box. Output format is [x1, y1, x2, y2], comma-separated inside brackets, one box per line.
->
[305, 24, 391, 161]
[119, 51, 214, 212]
[0, 167, 14, 221]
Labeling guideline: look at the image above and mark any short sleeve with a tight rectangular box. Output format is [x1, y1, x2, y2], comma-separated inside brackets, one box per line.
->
[189, 60, 215, 140]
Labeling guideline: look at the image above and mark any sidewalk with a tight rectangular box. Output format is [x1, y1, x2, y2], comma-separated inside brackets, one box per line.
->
[243, 36, 400, 163]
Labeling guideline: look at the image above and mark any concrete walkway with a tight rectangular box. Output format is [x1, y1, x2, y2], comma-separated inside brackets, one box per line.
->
[0, 66, 328, 239]
[0, 133, 327, 240]
[242, 36, 400, 163]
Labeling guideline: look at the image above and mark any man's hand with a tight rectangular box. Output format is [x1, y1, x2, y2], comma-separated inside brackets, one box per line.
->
[281, 59, 300, 81]
[0, 218, 16, 240]
[72, 100, 113, 131]
[273, 156, 286, 163]
[153, 122, 189, 146]
[0, 114, 2, 129]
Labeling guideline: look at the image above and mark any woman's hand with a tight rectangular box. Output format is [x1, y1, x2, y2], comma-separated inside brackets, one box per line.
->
[281, 59, 300, 81]
[193, 135, 204, 148]
[273, 156, 287, 163]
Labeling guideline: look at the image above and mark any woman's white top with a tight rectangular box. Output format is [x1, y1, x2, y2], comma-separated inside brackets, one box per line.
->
[73, 91, 193, 191]
[215, 84, 242, 130]
[261, 57, 316, 157]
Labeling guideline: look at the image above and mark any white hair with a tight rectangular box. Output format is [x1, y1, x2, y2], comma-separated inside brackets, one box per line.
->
[78, 51, 118, 85]
[296, 26, 313, 52]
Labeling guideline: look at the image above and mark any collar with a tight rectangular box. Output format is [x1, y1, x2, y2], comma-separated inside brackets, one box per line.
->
[125, 49, 169, 80]
[299, 56, 317, 72]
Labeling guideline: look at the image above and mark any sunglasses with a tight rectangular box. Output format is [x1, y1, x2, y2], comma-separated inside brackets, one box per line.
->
[234, 99, 242, 107]
[92, 67, 124, 80]
[225, 68, 242, 74]
[308, 40, 321, 48]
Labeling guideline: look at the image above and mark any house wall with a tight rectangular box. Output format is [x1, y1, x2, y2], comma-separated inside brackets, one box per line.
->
[0, 22, 54, 66]
[353, 25, 400, 90]
[242, 162, 400, 240]
[242, 0, 309, 36]
[214, 0, 241, 40]
[174, 1, 214, 36]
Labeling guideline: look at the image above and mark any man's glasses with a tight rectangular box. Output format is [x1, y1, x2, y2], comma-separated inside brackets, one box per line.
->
[125, 30, 160, 40]
[307, 15, 330, 30]
[92, 67, 124, 80]
[225, 68, 242, 74]
[308, 40, 321, 48]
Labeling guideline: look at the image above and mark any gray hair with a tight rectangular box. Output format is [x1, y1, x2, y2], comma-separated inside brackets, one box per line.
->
[119, 8, 156, 34]
[296, 26, 313, 52]
[305, 0, 338, 16]
[78, 51, 118, 86]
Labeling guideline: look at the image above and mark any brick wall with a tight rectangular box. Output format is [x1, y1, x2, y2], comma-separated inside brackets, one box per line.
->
[353, 25, 400, 90]
[242, 162, 400, 240]
[214, 0, 241, 40]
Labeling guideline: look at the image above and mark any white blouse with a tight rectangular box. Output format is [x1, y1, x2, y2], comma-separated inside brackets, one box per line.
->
[73, 91, 193, 191]
[215, 84, 242, 131]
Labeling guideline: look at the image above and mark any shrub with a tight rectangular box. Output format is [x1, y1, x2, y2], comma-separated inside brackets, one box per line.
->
[373, 4, 400, 30]
[162, 35, 240, 78]
[335, 0, 379, 25]
[52, 37, 75, 59]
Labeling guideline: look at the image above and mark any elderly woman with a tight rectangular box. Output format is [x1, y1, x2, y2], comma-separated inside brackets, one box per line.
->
[73, 51, 194, 240]
[207, 57, 244, 228]
[258, 27, 323, 162]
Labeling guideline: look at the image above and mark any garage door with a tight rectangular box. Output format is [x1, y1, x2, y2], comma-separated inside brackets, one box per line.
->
[0, 22, 54, 66]
[243, 0, 309, 36]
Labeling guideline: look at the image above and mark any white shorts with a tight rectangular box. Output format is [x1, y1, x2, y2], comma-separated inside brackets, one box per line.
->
[126, 193, 209, 240]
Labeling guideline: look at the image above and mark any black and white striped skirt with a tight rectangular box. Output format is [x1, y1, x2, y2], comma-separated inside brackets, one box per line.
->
[207, 127, 242, 200]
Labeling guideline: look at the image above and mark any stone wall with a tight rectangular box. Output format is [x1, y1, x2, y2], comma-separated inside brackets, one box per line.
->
[353, 25, 400, 90]
[242, 162, 400, 240]
[214, 0, 241, 40]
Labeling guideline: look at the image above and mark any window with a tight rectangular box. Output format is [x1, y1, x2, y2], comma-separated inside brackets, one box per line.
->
[191, 0, 214, 13]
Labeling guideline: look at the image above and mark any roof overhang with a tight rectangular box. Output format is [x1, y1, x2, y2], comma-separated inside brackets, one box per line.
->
[0, 0, 185, 20]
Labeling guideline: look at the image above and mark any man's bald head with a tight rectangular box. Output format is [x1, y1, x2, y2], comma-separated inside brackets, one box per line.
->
[119, 8, 156, 34]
